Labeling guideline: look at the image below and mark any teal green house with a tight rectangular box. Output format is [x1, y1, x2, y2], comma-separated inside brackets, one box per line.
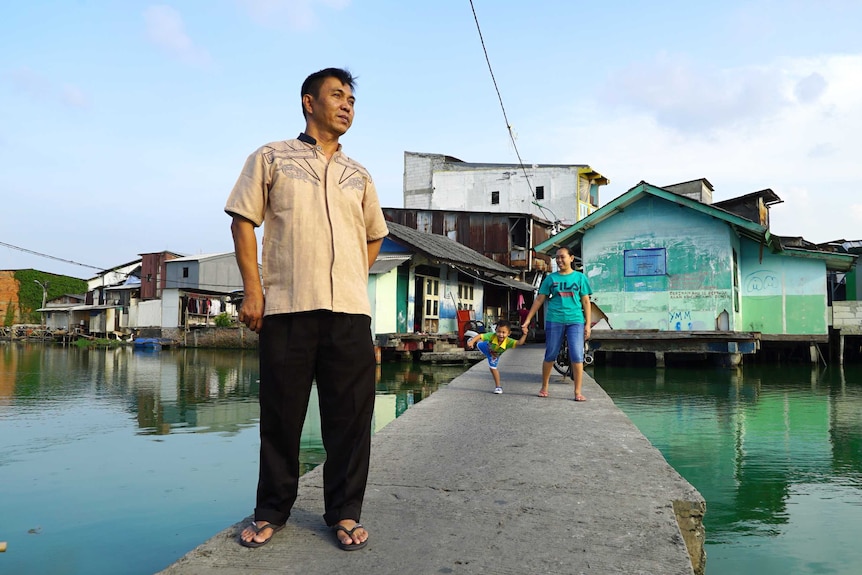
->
[535, 180, 856, 340]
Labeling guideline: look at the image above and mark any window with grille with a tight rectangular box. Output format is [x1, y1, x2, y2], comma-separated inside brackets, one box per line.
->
[457, 282, 475, 310]
[423, 277, 440, 318]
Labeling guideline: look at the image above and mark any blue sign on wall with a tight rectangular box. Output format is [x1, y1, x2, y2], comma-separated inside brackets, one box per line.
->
[624, 248, 667, 277]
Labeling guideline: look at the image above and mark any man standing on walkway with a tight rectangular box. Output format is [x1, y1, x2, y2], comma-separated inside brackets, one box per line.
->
[225, 67, 389, 551]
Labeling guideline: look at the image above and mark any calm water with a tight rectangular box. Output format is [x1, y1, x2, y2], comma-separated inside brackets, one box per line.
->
[0, 343, 468, 575]
[592, 363, 862, 575]
[4, 345, 861, 575]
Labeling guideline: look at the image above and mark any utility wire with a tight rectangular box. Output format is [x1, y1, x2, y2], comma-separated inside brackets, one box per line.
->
[1, 240, 107, 272]
[1, 240, 244, 289]
[468, 0, 561, 226]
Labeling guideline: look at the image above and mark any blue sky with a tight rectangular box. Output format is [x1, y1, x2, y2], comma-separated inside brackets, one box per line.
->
[2, 0, 861, 278]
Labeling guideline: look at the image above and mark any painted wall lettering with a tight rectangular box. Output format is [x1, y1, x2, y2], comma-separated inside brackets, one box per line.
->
[668, 272, 711, 290]
[669, 310, 693, 331]
[669, 290, 727, 299]
[744, 270, 778, 294]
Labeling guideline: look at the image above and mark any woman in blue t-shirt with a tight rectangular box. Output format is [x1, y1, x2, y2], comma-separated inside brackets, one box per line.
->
[522, 247, 592, 401]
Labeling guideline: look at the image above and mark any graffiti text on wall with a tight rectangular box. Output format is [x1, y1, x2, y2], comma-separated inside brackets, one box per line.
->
[669, 310, 692, 331]
[669, 290, 727, 300]
[744, 270, 778, 294]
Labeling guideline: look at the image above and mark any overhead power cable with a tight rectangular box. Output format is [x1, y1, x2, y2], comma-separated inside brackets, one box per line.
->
[0, 240, 106, 272]
[468, 0, 560, 225]
[1, 240, 243, 289]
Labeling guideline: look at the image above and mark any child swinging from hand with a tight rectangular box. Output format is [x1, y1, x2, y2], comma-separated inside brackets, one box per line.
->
[467, 319, 528, 394]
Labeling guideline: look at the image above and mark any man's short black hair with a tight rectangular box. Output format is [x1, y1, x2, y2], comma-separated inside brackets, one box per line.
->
[301, 67, 356, 118]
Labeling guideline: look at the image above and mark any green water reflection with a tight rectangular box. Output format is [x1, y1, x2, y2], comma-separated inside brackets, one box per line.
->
[592, 364, 862, 575]
[0, 343, 469, 575]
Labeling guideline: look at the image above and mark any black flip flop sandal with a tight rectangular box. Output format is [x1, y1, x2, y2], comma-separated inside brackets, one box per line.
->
[239, 521, 284, 548]
[333, 523, 368, 551]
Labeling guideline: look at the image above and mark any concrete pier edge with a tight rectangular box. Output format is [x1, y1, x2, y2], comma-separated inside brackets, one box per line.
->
[158, 346, 705, 575]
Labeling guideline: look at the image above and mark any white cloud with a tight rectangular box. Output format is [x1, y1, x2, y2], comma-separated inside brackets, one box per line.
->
[6, 67, 90, 109]
[236, 0, 350, 30]
[794, 72, 827, 104]
[600, 52, 846, 136]
[61, 85, 90, 108]
[8, 67, 50, 94]
[554, 54, 862, 243]
[143, 5, 211, 66]
[807, 142, 837, 158]
[602, 52, 788, 134]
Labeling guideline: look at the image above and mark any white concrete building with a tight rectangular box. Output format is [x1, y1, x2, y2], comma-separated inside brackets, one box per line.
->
[160, 252, 245, 329]
[403, 152, 609, 228]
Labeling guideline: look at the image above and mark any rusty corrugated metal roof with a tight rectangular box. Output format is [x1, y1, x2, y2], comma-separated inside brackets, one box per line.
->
[385, 221, 515, 275]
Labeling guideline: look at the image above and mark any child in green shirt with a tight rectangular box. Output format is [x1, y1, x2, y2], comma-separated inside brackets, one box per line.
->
[467, 320, 528, 394]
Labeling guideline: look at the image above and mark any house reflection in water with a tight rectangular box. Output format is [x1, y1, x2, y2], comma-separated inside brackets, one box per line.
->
[0, 344, 469, 473]
[124, 349, 466, 457]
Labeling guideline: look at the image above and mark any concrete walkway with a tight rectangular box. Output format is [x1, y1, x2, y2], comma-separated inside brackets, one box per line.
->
[158, 346, 705, 575]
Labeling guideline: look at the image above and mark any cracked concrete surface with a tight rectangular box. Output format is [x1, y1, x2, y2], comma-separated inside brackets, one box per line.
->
[158, 346, 704, 575]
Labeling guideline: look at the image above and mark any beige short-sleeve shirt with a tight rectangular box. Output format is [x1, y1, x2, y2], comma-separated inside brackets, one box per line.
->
[224, 136, 389, 318]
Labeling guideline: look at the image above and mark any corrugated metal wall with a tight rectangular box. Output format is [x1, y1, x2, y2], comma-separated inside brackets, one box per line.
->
[385, 209, 513, 265]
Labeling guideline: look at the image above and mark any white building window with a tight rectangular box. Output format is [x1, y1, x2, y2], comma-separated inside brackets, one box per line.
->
[579, 203, 589, 220]
[423, 277, 439, 318]
[457, 282, 475, 310]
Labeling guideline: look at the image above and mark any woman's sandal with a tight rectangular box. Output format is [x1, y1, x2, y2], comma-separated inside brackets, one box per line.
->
[537, 390, 549, 397]
[239, 521, 285, 548]
[574, 394, 587, 402]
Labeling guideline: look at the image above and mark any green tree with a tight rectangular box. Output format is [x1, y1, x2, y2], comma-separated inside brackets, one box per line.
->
[13, 270, 88, 324]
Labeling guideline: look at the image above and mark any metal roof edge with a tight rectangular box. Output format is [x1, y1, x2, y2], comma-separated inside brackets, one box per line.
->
[535, 181, 777, 255]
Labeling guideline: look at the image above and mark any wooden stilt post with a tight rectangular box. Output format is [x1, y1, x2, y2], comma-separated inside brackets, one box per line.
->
[840, 333, 845, 365]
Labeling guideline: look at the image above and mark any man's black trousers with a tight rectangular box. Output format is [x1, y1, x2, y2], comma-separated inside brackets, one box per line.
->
[254, 310, 376, 527]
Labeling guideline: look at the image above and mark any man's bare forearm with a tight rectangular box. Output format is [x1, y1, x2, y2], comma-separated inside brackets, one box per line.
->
[230, 216, 263, 295]
[230, 215, 265, 332]
[367, 237, 383, 269]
